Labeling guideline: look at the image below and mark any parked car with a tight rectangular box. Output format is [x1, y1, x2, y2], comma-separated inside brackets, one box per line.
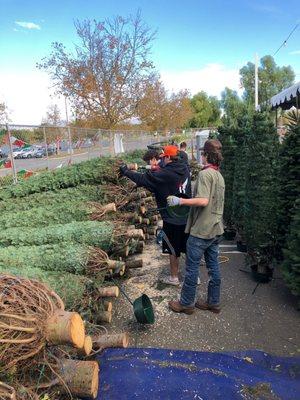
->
[13, 148, 26, 158]
[33, 149, 45, 158]
[20, 148, 35, 159]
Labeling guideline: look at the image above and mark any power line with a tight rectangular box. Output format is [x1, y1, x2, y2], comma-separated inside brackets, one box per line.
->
[273, 23, 299, 56]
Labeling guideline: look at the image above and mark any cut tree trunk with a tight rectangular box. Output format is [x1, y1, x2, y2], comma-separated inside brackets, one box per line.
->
[129, 241, 145, 254]
[78, 335, 93, 357]
[97, 311, 112, 323]
[140, 196, 154, 205]
[106, 260, 125, 270]
[58, 359, 99, 399]
[126, 229, 145, 240]
[126, 259, 143, 269]
[147, 227, 156, 235]
[103, 301, 113, 312]
[97, 286, 119, 298]
[93, 333, 129, 350]
[45, 311, 85, 349]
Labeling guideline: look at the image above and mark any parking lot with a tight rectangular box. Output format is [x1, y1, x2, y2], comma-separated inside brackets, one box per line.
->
[0, 134, 161, 176]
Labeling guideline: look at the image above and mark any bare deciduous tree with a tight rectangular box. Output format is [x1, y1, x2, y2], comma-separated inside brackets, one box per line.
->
[0, 102, 10, 124]
[42, 104, 62, 126]
[38, 12, 156, 128]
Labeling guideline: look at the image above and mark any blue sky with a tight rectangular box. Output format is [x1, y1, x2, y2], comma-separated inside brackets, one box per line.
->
[0, 0, 300, 123]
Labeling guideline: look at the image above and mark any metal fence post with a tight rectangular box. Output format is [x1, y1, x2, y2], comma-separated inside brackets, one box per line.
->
[110, 131, 115, 156]
[43, 126, 50, 170]
[6, 124, 18, 184]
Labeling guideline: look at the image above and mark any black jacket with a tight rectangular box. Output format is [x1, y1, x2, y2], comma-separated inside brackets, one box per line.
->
[124, 161, 191, 225]
[179, 150, 189, 166]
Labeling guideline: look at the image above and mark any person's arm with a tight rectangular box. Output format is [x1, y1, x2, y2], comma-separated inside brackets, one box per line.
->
[120, 166, 156, 192]
[180, 197, 209, 207]
[167, 170, 210, 207]
[167, 196, 208, 207]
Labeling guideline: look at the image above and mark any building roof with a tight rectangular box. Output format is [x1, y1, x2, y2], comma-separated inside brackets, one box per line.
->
[270, 81, 300, 110]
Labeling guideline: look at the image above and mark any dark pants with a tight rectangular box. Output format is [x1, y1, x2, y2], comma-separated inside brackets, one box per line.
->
[180, 235, 221, 306]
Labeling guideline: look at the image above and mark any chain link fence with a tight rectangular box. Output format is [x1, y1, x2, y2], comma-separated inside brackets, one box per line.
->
[0, 124, 216, 183]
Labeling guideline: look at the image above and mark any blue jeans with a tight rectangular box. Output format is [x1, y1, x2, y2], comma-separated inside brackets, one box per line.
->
[180, 235, 221, 306]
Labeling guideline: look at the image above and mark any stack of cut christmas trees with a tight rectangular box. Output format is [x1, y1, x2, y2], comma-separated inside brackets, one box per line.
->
[0, 150, 160, 398]
[0, 274, 129, 399]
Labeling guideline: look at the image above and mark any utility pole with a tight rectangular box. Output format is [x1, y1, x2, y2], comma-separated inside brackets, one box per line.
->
[255, 53, 259, 110]
[64, 96, 73, 164]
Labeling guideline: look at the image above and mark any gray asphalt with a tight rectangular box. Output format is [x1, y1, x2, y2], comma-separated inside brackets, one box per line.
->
[110, 239, 300, 356]
[0, 137, 152, 177]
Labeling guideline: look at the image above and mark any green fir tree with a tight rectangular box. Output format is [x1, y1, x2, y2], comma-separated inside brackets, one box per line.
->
[244, 111, 280, 272]
[278, 113, 300, 253]
[282, 199, 300, 297]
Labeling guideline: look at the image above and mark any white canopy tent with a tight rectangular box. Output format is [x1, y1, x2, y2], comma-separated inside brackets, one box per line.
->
[270, 81, 300, 110]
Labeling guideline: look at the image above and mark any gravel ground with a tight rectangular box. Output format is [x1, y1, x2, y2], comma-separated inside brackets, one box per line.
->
[109, 239, 300, 357]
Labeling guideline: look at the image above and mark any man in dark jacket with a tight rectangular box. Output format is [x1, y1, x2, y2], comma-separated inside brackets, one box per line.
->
[120, 145, 191, 285]
[179, 141, 189, 166]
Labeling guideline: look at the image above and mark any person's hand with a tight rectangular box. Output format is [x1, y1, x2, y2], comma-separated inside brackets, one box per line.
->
[167, 195, 181, 207]
[119, 164, 128, 176]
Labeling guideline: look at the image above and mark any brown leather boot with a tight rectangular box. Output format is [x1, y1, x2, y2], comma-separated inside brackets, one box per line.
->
[195, 299, 221, 314]
[168, 300, 194, 315]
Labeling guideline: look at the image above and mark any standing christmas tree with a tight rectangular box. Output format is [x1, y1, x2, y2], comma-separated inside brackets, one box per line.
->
[244, 111, 280, 280]
[282, 199, 300, 298]
[278, 112, 300, 297]
[278, 113, 300, 254]
[218, 122, 237, 237]
[231, 116, 250, 248]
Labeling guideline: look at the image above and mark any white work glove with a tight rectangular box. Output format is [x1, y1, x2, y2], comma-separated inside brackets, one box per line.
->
[167, 195, 181, 207]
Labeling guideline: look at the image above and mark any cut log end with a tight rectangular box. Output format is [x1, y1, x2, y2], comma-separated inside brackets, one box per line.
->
[97, 311, 112, 324]
[126, 228, 145, 240]
[93, 333, 129, 350]
[126, 259, 143, 269]
[70, 313, 86, 349]
[98, 286, 119, 298]
[59, 359, 99, 399]
[107, 260, 125, 270]
[78, 335, 93, 357]
[103, 301, 113, 312]
[103, 202, 117, 213]
[46, 311, 85, 349]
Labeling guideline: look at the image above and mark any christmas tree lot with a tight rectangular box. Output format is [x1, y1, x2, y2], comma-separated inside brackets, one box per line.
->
[218, 108, 299, 292]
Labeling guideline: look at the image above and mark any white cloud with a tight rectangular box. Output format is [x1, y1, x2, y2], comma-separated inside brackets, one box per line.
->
[0, 70, 65, 125]
[15, 21, 41, 30]
[289, 50, 300, 55]
[161, 63, 242, 98]
[0, 64, 242, 125]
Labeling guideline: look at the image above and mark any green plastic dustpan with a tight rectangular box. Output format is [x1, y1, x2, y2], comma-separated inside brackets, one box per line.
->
[111, 278, 155, 324]
[133, 294, 155, 324]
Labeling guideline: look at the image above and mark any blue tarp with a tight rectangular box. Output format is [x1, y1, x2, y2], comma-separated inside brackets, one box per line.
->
[97, 348, 300, 399]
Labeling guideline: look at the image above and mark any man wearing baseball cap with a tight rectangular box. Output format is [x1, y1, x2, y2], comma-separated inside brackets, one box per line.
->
[167, 139, 225, 314]
[120, 145, 191, 285]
